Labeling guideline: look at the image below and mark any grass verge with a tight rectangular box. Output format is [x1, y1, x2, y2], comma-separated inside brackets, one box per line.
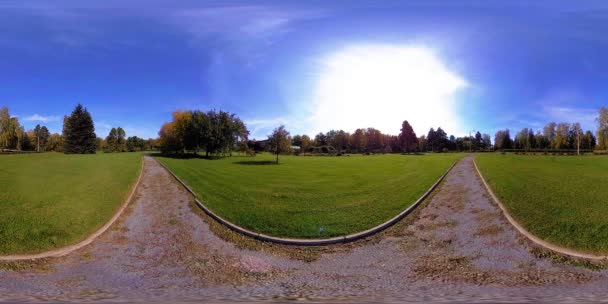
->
[475, 153, 608, 254]
[156, 153, 460, 238]
[0, 152, 142, 255]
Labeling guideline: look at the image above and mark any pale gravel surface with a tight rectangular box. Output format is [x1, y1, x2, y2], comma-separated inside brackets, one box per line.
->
[1, 155, 608, 302]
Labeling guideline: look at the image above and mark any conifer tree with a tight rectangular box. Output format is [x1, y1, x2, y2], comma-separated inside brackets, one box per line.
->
[63, 104, 96, 154]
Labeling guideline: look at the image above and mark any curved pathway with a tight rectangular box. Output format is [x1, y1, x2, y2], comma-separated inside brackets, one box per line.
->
[1, 155, 607, 302]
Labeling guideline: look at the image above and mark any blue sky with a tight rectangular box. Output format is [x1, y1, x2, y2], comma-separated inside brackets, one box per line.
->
[2, 0, 608, 139]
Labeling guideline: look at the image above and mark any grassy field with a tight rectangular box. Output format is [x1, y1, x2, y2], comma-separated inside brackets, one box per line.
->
[0, 152, 142, 255]
[156, 153, 461, 238]
[475, 154, 608, 254]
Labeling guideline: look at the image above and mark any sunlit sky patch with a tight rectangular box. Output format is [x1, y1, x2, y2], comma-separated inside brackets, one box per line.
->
[311, 44, 467, 136]
[2, 0, 608, 139]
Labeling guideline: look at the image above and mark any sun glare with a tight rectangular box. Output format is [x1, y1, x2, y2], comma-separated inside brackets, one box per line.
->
[312, 44, 467, 136]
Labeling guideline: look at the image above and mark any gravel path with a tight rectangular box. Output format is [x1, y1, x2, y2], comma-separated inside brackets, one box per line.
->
[1, 155, 607, 302]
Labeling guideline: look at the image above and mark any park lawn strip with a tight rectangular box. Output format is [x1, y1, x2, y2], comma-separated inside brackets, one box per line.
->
[475, 154, 608, 254]
[157, 153, 461, 239]
[0, 152, 142, 255]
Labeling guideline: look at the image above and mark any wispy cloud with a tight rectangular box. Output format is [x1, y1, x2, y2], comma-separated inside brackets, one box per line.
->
[168, 5, 329, 66]
[533, 89, 599, 131]
[170, 6, 327, 41]
[245, 117, 288, 139]
[542, 106, 597, 126]
[23, 114, 60, 123]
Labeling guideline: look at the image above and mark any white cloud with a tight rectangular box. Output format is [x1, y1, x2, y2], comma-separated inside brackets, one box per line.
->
[531, 89, 599, 131]
[245, 117, 288, 140]
[23, 114, 60, 123]
[308, 44, 468, 137]
[543, 106, 597, 129]
[170, 6, 326, 41]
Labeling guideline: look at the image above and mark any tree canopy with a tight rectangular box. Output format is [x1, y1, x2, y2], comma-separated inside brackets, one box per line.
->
[158, 109, 249, 156]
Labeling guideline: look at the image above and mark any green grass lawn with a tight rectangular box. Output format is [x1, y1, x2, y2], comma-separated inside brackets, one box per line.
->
[475, 154, 608, 254]
[156, 153, 461, 238]
[0, 152, 142, 255]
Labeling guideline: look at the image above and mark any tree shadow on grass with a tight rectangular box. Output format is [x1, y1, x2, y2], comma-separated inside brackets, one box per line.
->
[234, 160, 277, 165]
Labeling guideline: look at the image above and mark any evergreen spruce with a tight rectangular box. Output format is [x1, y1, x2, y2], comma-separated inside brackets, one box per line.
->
[63, 104, 97, 154]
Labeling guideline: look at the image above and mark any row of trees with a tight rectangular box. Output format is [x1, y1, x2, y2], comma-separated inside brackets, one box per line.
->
[1, 105, 156, 154]
[284, 122, 491, 154]
[158, 109, 249, 155]
[492, 107, 608, 154]
[0, 107, 64, 152]
[494, 122, 597, 153]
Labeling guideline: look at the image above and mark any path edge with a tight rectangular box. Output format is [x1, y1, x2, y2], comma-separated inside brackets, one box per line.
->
[472, 157, 608, 261]
[155, 156, 459, 246]
[0, 154, 146, 262]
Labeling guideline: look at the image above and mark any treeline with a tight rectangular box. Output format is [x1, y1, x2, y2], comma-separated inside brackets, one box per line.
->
[494, 124, 595, 151]
[158, 109, 249, 156]
[266, 122, 492, 154]
[1, 104, 156, 154]
[493, 107, 608, 153]
[101, 127, 156, 152]
[0, 106, 63, 152]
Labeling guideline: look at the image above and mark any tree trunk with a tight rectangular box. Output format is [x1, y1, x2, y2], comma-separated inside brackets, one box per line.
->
[37, 135, 40, 152]
[276, 152, 279, 164]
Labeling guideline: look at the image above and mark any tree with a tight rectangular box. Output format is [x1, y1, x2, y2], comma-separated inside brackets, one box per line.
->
[434, 127, 448, 152]
[158, 109, 248, 156]
[34, 124, 42, 152]
[514, 128, 530, 150]
[426, 128, 436, 152]
[116, 127, 126, 152]
[365, 128, 383, 152]
[268, 125, 291, 164]
[399, 120, 417, 153]
[0, 107, 24, 150]
[543, 122, 557, 149]
[62, 104, 96, 154]
[571, 122, 583, 155]
[126, 136, 146, 152]
[351, 128, 367, 153]
[300, 135, 312, 153]
[315, 132, 328, 146]
[47, 133, 63, 152]
[581, 130, 596, 150]
[332, 130, 350, 151]
[158, 121, 181, 153]
[535, 131, 549, 150]
[597, 107, 608, 150]
[417, 135, 427, 152]
[105, 128, 118, 152]
[471, 131, 482, 151]
[527, 129, 536, 150]
[95, 137, 104, 151]
[482, 134, 492, 150]
[494, 129, 513, 150]
[555, 122, 570, 149]
[292, 135, 303, 147]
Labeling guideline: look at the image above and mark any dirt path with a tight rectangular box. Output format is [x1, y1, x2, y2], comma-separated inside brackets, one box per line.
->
[1, 155, 607, 302]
